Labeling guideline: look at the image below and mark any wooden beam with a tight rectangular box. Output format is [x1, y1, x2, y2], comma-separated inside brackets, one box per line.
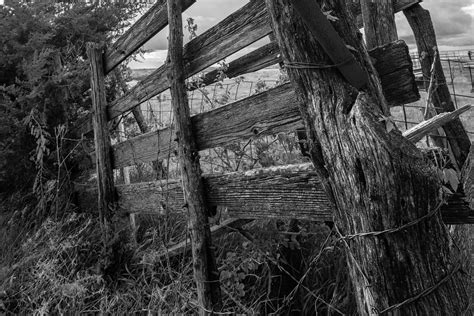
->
[104, 0, 195, 74]
[167, 0, 221, 311]
[403, 104, 472, 143]
[112, 83, 301, 168]
[75, 163, 474, 224]
[87, 42, 117, 228]
[404, 4, 471, 167]
[75, 164, 333, 219]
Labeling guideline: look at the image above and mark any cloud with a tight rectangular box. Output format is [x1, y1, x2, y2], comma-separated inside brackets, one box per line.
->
[142, 0, 247, 51]
[396, 0, 474, 48]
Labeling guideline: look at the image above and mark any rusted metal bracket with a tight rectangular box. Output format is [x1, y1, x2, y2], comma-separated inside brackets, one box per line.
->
[292, 0, 369, 91]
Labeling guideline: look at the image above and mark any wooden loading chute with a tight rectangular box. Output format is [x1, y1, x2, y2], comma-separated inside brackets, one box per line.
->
[80, 0, 473, 313]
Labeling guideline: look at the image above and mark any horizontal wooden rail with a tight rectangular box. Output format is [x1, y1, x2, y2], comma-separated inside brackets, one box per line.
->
[76, 163, 333, 220]
[75, 163, 474, 224]
[109, 41, 417, 169]
[112, 83, 301, 168]
[104, 0, 195, 74]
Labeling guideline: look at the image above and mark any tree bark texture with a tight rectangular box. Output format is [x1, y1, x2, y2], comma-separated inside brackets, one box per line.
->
[361, 0, 398, 50]
[87, 43, 117, 231]
[166, 0, 221, 313]
[404, 4, 471, 168]
[265, 1, 469, 314]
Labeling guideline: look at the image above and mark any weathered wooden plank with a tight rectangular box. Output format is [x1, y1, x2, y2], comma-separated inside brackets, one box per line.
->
[112, 83, 302, 168]
[104, 0, 195, 74]
[167, 0, 221, 311]
[203, 164, 333, 220]
[87, 43, 117, 226]
[403, 104, 472, 143]
[76, 164, 333, 219]
[75, 163, 474, 224]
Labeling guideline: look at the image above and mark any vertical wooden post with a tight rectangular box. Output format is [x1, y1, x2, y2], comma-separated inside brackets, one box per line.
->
[265, 0, 469, 314]
[87, 42, 117, 242]
[360, 0, 398, 49]
[166, 0, 221, 314]
[404, 4, 471, 167]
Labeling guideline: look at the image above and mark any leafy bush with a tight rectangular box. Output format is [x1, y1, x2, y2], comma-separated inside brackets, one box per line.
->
[0, 1, 138, 195]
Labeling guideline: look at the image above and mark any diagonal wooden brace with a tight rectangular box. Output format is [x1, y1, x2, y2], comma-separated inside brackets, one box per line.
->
[292, 0, 369, 96]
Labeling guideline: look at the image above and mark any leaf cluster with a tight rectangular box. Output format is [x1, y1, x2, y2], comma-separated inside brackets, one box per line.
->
[0, 1, 138, 194]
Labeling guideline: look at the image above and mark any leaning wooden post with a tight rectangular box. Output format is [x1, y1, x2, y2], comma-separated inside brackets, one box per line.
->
[87, 42, 117, 247]
[404, 4, 471, 168]
[360, 0, 398, 49]
[265, 0, 469, 314]
[166, 0, 221, 313]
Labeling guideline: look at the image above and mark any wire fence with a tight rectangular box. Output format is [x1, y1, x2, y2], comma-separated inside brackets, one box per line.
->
[115, 53, 474, 183]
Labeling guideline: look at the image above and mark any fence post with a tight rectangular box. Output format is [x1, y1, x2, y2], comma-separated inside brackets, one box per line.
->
[87, 42, 117, 251]
[265, 0, 469, 313]
[166, 0, 222, 313]
[404, 4, 471, 168]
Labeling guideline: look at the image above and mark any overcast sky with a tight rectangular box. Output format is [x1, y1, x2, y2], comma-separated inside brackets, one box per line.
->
[128, 0, 474, 68]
